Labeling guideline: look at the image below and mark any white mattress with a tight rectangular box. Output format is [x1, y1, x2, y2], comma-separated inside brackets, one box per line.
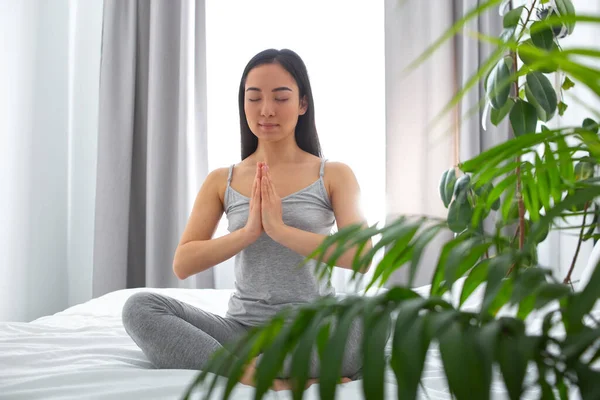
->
[0, 286, 582, 400]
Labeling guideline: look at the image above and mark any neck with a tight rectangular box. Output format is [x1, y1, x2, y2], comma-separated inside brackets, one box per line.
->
[252, 136, 304, 166]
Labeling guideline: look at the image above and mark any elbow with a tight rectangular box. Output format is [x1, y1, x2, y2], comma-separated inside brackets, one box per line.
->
[172, 249, 188, 280]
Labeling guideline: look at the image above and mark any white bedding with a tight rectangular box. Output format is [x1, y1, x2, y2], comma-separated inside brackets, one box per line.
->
[0, 288, 403, 400]
[0, 286, 576, 400]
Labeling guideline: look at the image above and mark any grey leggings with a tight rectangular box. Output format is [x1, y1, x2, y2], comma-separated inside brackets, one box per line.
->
[122, 292, 363, 379]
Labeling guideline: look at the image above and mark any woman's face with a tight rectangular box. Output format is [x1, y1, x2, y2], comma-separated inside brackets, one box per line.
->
[244, 63, 307, 142]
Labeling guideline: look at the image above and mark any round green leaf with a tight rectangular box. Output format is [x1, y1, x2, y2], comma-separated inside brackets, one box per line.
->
[517, 39, 558, 73]
[554, 0, 576, 35]
[453, 174, 471, 202]
[509, 100, 538, 137]
[503, 6, 524, 28]
[531, 21, 555, 51]
[525, 72, 557, 122]
[448, 200, 473, 233]
[583, 118, 599, 134]
[439, 168, 457, 208]
[486, 58, 512, 109]
[491, 98, 515, 126]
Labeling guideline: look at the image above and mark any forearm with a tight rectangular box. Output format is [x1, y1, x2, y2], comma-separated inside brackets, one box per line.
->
[270, 225, 372, 272]
[173, 228, 256, 280]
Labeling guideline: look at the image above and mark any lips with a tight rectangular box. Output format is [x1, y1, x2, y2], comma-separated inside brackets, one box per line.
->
[259, 123, 278, 127]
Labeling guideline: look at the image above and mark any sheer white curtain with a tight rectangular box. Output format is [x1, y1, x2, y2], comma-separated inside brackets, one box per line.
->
[0, 0, 103, 322]
[205, 0, 385, 293]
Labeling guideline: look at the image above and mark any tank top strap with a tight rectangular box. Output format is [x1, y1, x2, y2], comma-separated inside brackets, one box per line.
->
[227, 164, 234, 185]
[319, 158, 328, 178]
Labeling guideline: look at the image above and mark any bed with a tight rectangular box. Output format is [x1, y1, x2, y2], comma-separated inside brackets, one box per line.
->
[0, 286, 587, 400]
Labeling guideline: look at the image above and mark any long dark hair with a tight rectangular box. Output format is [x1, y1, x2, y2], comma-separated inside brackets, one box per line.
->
[238, 49, 322, 160]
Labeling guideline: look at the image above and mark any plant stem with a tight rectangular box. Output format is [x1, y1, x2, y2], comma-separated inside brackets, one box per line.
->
[563, 201, 591, 284]
[510, 0, 536, 251]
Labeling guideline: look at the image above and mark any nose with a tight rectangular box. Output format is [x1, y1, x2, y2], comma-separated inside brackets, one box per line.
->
[260, 99, 275, 117]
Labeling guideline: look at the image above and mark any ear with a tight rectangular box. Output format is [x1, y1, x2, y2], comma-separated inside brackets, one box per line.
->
[299, 95, 308, 116]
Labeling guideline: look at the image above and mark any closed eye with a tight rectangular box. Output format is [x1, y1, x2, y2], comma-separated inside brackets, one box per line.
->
[248, 98, 261, 102]
[275, 98, 289, 102]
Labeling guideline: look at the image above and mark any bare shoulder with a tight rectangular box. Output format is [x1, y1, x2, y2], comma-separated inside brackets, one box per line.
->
[323, 161, 360, 199]
[324, 161, 358, 184]
[203, 167, 230, 204]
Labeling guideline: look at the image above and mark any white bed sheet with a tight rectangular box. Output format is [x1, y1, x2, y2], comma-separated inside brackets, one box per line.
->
[0, 286, 573, 400]
[0, 288, 402, 400]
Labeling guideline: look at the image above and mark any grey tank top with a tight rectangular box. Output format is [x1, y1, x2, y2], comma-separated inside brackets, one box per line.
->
[223, 158, 336, 326]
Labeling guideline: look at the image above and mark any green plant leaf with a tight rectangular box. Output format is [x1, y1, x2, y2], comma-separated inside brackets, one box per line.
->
[583, 118, 599, 133]
[362, 307, 391, 400]
[254, 316, 301, 399]
[562, 76, 575, 90]
[503, 6, 524, 28]
[509, 99, 538, 137]
[562, 326, 600, 361]
[486, 57, 512, 109]
[511, 268, 548, 305]
[481, 255, 511, 316]
[431, 237, 468, 296]
[367, 219, 421, 290]
[444, 240, 491, 295]
[531, 21, 555, 51]
[575, 161, 594, 181]
[459, 258, 490, 307]
[544, 142, 564, 205]
[525, 71, 557, 122]
[391, 298, 431, 400]
[488, 278, 514, 316]
[534, 153, 552, 213]
[448, 199, 474, 233]
[453, 174, 472, 200]
[409, 223, 444, 286]
[558, 101, 568, 116]
[320, 304, 362, 400]
[496, 324, 530, 400]
[565, 258, 600, 334]
[574, 362, 600, 399]
[517, 39, 559, 73]
[556, 135, 575, 183]
[290, 311, 327, 400]
[438, 322, 491, 400]
[491, 98, 515, 126]
[553, 0, 576, 35]
[474, 181, 501, 210]
[440, 168, 457, 208]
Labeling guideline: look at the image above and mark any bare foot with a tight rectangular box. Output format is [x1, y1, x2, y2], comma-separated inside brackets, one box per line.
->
[238, 358, 351, 391]
[238, 357, 258, 387]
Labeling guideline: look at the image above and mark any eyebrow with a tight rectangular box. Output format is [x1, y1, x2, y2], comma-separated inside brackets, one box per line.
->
[245, 86, 293, 92]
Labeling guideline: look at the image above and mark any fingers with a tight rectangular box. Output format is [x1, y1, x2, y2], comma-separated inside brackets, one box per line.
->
[251, 162, 262, 208]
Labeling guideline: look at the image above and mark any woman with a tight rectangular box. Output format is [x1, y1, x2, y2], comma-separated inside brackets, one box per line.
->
[122, 48, 371, 391]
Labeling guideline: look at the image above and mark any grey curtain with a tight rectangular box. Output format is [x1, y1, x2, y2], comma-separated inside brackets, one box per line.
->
[93, 0, 211, 297]
[385, 0, 509, 287]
